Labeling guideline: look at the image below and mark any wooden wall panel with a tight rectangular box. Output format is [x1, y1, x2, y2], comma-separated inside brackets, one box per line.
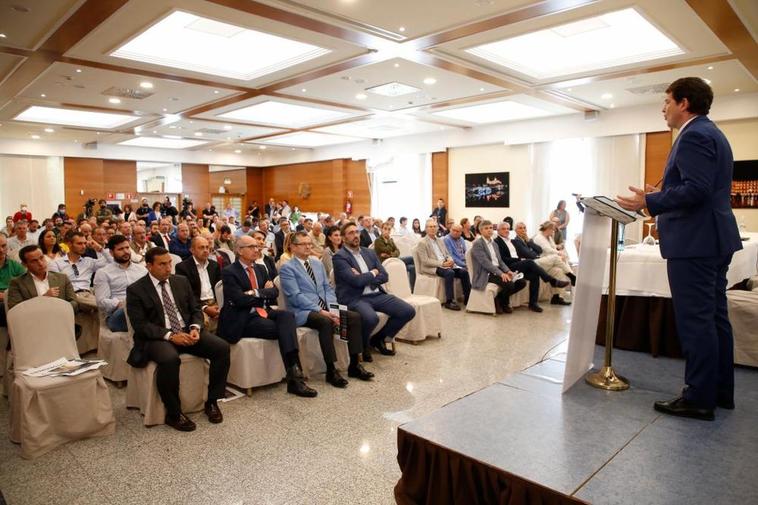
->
[209, 169, 247, 197]
[245, 167, 264, 214]
[644, 131, 672, 237]
[432, 151, 449, 213]
[103, 159, 136, 202]
[64, 157, 104, 218]
[345, 159, 370, 217]
[181, 163, 210, 209]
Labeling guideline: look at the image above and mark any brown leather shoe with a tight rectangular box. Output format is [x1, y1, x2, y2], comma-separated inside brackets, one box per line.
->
[204, 401, 223, 424]
[165, 413, 196, 432]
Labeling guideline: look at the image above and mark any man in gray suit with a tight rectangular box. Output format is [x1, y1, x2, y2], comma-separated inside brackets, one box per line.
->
[416, 219, 471, 310]
[7, 245, 78, 312]
[469, 221, 526, 314]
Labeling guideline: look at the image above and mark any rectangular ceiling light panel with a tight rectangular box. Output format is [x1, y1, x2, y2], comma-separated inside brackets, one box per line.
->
[111, 11, 330, 81]
[466, 8, 683, 80]
[118, 137, 208, 149]
[365, 82, 421, 97]
[14, 105, 138, 129]
[432, 100, 551, 124]
[218, 100, 352, 127]
[260, 132, 361, 147]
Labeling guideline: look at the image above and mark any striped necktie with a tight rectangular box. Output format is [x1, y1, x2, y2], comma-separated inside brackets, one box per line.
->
[159, 281, 183, 334]
[304, 260, 327, 310]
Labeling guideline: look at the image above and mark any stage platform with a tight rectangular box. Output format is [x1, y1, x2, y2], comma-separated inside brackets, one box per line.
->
[395, 346, 758, 505]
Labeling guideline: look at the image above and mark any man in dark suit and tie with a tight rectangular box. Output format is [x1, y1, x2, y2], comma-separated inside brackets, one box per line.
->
[175, 236, 221, 332]
[151, 218, 172, 250]
[126, 247, 230, 432]
[280, 231, 374, 388]
[253, 230, 278, 279]
[273, 218, 290, 262]
[617, 77, 742, 421]
[333, 222, 415, 361]
[217, 235, 316, 398]
[359, 216, 379, 248]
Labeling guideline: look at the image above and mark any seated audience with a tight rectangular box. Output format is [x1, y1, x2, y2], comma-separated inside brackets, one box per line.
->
[1, 216, 14, 237]
[550, 217, 565, 248]
[493, 222, 569, 312]
[38, 229, 63, 265]
[374, 222, 416, 289]
[151, 218, 173, 250]
[217, 236, 316, 398]
[514, 222, 575, 304]
[7, 220, 35, 261]
[85, 226, 110, 261]
[126, 247, 230, 431]
[359, 217, 379, 247]
[175, 236, 221, 333]
[469, 221, 526, 314]
[135, 198, 150, 221]
[460, 218, 476, 242]
[396, 217, 414, 238]
[321, 226, 341, 280]
[27, 220, 41, 243]
[443, 223, 469, 270]
[130, 225, 154, 265]
[169, 223, 192, 260]
[308, 222, 325, 259]
[0, 235, 26, 327]
[49, 231, 108, 310]
[274, 218, 291, 262]
[252, 230, 278, 279]
[533, 221, 570, 264]
[234, 220, 255, 240]
[52, 204, 68, 221]
[280, 231, 374, 388]
[332, 222, 415, 361]
[215, 225, 235, 252]
[276, 233, 295, 270]
[411, 219, 422, 237]
[7, 245, 78, 312]
[417, 220, 471, 310]
[13, 203, 32, 224]
[94, 235, 148, 332]
[95, 200, 112, 224]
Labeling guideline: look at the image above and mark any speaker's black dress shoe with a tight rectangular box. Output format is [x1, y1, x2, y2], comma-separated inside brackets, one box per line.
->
[528, 304, 544, 313]
[204, 401, 223, 424]
[362, 350, 373, 362]
[370, 338, 396, 356]
[443, 301, 461, 311]
[326, 369, 348, 388]
[654, 396, 714, 421]
[165, 413, 196, 432]
[348, 363, 374, 381]
[550, 294, 571, 306]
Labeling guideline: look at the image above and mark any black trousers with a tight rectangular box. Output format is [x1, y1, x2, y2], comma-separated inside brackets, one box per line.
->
[487, 274, 527, 307]
[508, 260, 553, 306]
[143, 330, 230, 418]
[303, 310, 363, 364]
[348, 293, 416, 348]
[435, 267, 472, 304]
[241, 309, 299, 361]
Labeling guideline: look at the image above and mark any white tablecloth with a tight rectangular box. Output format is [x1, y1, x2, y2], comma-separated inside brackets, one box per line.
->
[602, 233, 758, 297]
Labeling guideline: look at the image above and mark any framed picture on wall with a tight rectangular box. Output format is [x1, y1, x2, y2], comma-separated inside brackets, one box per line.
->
[465, 172, 510, 207]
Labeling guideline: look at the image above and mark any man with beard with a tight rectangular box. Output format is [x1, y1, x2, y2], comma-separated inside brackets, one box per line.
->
[94, 235, 148, 332]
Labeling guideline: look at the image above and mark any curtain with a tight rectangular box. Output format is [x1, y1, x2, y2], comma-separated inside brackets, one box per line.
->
[0, 155, 64, 220]
[367, 153, 432, 221]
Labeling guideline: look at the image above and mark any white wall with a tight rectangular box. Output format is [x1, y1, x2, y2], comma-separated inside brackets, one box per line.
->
[0, 155, 64, 223]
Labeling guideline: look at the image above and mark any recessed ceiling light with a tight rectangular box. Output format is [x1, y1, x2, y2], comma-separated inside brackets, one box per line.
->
[108, 97, 121, 104]
[479, 87, 485, 92]
[260, 131, 361, 147]
[707, 66, 714, 70]
[163, 135, 181, 139]
[432, 99, 552, 124]
[609, 103, 615, 108]
[234, 149, 242, 154]
[40, 94, 46, 98]
[290, 147, 295, 150]
[162, 108, 168, 112]
[259, 145, 266, 150]
[423, 77, 437, 85]
[30, 134, 40, 139]
[169, 125, 176, 129]
[44, 128, 54, 133]
[223, 125, 232, 130]
[194, 132, 203, 136]
[366, 82, 420, 97]
[96, 132, 100, 135]
[75, 68, 82, 73]
[139, 81, 154, 89]
[393, 63, 400, 68]
[14, 105, 138, 129]
[567, 87, 573, 92]
[466, 8, 683, 80]
[398, 26, 406, 32]
[218, 100, 353, 128]
[119, 137, 208, 149]
[601, 93, 613, 100]
[734, 88, 740, 92]
[0, 34, 6, 39]
[110, 11, 330, 81]
[301, 88, 307, 93]
[355, 93, 367, 100]
[74, 139, 78, 143]
[213, 90, 220, 94]
[152, 130, 157, 134]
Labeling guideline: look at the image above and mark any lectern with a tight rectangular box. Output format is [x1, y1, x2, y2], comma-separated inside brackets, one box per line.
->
[562, 196, 639, 392]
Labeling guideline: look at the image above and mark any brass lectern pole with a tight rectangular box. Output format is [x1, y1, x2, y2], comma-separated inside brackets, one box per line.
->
[585, 219, 630, 391]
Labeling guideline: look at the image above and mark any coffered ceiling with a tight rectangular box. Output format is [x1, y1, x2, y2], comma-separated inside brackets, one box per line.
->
[0, 0, 755, 154]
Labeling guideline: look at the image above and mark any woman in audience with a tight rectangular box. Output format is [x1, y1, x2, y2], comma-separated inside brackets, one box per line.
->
[533, 221, 570, 264]
[289, 205, 302, 225]
[38, 229, 62, 264]
[549, 200, 570, 242]
[122, 204, 136, 222]
[197, 217, 211, 235]
[411, 218, 422, 236]
[146, 202, 162, 225]
[374, 222, 416, 287]
[321, 226, 341, 279]
[276, 233, 295, 269]
[460, 218, 476, 242]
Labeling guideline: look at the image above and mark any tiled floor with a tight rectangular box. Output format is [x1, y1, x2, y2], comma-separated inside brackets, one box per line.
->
[0, 305, 572, 505]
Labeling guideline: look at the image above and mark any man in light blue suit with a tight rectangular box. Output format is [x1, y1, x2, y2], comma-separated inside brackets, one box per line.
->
[280, 231, 374, 387]
[617, 77, 742, 421]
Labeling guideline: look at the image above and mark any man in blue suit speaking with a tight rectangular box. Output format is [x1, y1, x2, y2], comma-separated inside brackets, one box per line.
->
[617, 77, 742, 421]
[280, 231, 375, 387]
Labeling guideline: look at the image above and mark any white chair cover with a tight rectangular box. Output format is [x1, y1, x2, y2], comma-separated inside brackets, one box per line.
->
[383, 258, 442, 342]
[97, 312, 132, 383]
[169, 253, 182, 274]
[412, 244, 463, 303]
[123, 304, 209, 426]
[273, 277, 349, 376]
[215, 281, 286, 391]
[727, 290, 758, 367]
[7, 297, 115, 458]
[464, 247, 500, 315]
[394, 236, 414, 258]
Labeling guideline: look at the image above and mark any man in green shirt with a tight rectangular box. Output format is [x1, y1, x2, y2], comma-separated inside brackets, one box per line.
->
[0, 234, 26, 327]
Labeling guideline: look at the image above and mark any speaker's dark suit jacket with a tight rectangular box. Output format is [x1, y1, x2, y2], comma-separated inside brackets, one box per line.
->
[175, 257, 221, 305]
[217, 261, 278, 343]
[126, 274, 203, 358]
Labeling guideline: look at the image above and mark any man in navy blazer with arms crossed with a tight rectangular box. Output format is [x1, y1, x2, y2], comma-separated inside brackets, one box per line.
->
[617, 77, 742, 421]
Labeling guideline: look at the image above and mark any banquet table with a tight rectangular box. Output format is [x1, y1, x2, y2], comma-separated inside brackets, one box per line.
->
[594, 233, 758, 357]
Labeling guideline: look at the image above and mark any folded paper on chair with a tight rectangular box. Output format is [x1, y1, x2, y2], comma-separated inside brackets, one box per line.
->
[22, 357, 108, 378]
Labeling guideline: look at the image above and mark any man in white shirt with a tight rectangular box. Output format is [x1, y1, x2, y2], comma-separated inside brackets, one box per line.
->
[175, 237, 221, 332]
[6, 245, 78, 313]
[7, 221, 35, 261]
[416, 220, 471, 310]
[130, 225, 154, 265]
[49, 231, 109, 310]
[94, 235, 148, 332]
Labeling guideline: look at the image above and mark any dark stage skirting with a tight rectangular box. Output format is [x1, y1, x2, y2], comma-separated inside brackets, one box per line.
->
[595, 295, 682, 358]
[395, 430, 587, 505]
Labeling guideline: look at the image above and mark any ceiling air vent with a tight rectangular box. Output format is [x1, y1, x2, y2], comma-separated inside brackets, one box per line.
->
[102, 86, 154, 100]
[625, 83, 669, 96]
[196, 128, 227, 135]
